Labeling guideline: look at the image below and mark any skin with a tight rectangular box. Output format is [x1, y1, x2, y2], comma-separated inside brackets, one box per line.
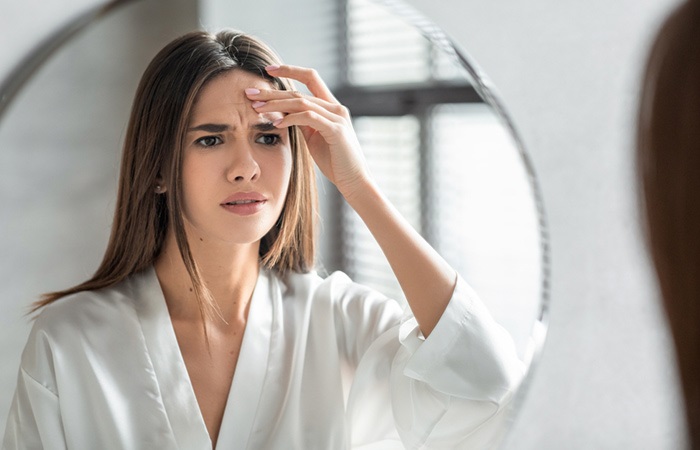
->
[155, 65, 457, 448]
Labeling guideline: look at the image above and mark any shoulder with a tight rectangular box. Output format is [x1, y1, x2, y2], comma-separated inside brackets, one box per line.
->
[278, 269, 348, 292]
[34, 274, 139, 337]
[276, 269, 402, 319]
[277, 269, 387, 302]
[20, 269, 158, 392]
[32, 273, 152, 345]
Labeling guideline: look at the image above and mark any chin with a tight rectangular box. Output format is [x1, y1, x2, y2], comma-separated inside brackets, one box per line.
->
[223, 228, 272, 246]
[185, 214, 278, 247]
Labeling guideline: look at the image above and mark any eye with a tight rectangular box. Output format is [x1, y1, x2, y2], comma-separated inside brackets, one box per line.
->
[255, 134, 282, 146]
[195, 136, 223, 148]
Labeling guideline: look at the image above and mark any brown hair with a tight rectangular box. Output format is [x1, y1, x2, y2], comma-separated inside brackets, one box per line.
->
[637, 1, 700, 446]
[32, 30, 318, 323]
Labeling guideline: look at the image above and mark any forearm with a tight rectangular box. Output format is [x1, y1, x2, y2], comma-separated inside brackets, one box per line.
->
[343, 180, 456, 337]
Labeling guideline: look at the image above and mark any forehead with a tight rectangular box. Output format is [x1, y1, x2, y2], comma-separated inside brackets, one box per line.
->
[189, 70, 277, 121]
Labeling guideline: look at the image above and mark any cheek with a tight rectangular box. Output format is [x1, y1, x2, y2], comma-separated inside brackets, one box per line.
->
[181, 156, 213, 211]
[280, 151, 294, 196]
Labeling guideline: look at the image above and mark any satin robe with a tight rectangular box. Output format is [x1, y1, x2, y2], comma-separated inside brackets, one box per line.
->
[3, 267, 524, 449]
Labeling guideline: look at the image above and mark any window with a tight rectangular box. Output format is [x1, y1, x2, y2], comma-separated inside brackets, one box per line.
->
[335, 0, 484, 303]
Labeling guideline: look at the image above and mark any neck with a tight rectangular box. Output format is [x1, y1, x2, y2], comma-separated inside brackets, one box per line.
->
[154, 226, 261, 327]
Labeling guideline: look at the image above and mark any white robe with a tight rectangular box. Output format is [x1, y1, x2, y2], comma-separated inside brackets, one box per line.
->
[3, 267, 524, 449]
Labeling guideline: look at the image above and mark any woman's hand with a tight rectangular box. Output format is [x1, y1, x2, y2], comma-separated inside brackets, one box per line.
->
[245, 65, 371, 200]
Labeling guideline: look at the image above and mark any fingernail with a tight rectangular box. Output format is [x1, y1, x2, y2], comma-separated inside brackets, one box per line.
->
[245, 88, 260, 95]
[252, 101, 267, 108]
[266, 65, 281, 71]
[273, 118, 283, 126]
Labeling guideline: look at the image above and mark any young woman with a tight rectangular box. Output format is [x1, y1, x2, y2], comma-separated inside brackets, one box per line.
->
[3, 30, 523, 449]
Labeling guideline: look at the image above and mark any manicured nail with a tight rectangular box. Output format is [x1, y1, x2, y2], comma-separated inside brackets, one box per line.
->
[273, 118, 283, 126]
[252, 101, 266, 108]
[266, 65, 281, 71]
[245, 88, 260, 95]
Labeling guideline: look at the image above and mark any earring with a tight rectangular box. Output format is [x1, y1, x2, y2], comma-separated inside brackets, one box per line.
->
[155, 184, 164, 194]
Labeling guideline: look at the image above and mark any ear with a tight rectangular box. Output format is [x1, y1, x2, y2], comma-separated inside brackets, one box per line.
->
[154, 174, 167, 194]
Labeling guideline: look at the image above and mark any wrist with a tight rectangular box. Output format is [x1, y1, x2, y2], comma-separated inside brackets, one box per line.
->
[340, 176, 381, 207]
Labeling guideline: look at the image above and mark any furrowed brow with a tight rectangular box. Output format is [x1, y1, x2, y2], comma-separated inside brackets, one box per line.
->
[187, 123, 229, 133]
[252, 121, 276, 132]
[187, 121, 277, 133]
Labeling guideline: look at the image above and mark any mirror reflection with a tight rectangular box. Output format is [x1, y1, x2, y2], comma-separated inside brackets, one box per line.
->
[0, 0, 546, 448]
[213, 0, 542, 360]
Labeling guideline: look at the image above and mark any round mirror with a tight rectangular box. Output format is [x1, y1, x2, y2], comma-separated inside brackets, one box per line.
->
[0, 0, 548, 446]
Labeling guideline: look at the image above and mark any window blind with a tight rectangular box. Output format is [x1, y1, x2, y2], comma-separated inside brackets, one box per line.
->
[342, 116, 420, 302]
[346, 0, 431, 86]
[341, 0, 433, 302]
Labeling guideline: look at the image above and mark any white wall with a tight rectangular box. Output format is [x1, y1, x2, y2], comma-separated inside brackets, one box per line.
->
[0, 0, 688, 448]
[400, 0, 687, 448]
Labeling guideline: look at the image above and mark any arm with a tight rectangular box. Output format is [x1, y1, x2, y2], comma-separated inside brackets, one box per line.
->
[3, 324, 68, 450]
[3, 369, 67, 450]
[247, 65, 455, 337]
[341, 275, 524, 448]
[342, 180, 455, 337]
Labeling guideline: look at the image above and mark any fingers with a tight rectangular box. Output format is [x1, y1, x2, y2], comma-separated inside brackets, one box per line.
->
[247, 91, 350, 124]
[246, 65, 351, 141]
[246, 88, 341, 144]
[272, 110, 342, 144]
[265, 64, 338, 103]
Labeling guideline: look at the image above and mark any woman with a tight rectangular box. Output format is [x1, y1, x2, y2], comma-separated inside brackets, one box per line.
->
[638, 1, 700, 447]
[3, 30, 523, 449]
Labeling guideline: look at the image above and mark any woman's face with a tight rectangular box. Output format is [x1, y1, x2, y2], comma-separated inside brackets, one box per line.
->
[180, 70, 292, 247]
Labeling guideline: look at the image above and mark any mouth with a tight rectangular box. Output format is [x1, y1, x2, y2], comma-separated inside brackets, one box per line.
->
[220, 195, 267, 216]
[223, 199, 265, 206]
[221, 191, 267, 204]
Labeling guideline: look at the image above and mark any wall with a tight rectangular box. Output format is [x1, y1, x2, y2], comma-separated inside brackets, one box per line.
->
[400, 0, 687, 447]
[0, 0, 688, 447]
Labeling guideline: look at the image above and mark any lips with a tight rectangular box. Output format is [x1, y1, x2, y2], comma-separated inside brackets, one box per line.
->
[224, 199, 262, 205]
[221, 191, 267, 205]
[220, 192, 267, 216]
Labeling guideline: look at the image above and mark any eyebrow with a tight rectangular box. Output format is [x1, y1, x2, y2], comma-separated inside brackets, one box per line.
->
[187, 121, 277, 133]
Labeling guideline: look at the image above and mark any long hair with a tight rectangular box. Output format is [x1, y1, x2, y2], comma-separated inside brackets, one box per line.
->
[637, 1, 700, 446]
[32, 30, 318, 324]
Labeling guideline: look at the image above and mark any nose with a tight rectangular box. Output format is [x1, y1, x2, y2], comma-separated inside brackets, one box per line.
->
[226, 141, 260, 183]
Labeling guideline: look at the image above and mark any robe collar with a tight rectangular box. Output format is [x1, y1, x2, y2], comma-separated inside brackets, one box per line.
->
[131, 266, 274, 449]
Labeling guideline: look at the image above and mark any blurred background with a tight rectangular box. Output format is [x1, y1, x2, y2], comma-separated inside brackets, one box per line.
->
[0, 0, 686, 448]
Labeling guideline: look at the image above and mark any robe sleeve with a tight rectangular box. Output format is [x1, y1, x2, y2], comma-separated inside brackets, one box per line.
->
[340, 273, 525, 449]
[3, 325, 68, 450]
[3, 370, 67, 450]
[391, 274, 525, 449]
